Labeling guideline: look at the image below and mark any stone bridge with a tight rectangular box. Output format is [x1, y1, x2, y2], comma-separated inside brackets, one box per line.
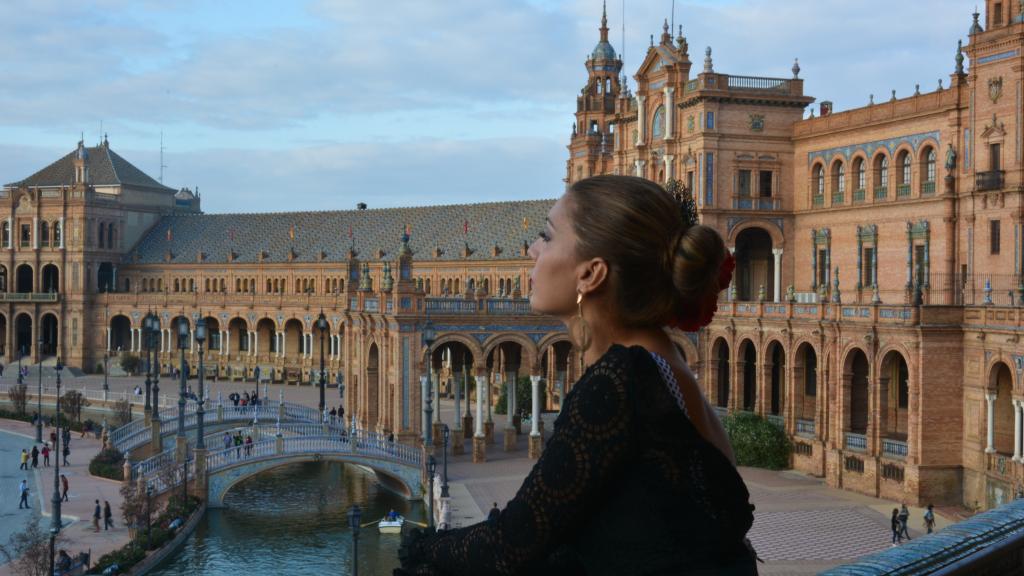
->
[136, 431, 423, 507]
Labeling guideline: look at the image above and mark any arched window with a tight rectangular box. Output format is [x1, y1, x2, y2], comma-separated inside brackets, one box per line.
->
[832, 161, 845, 204]
[1, 221, 9, 248]
[652, 105, 666, 139]
[874, 154, 889, 200]
[40, 221, 49, 247]
[897, 150, 911, 197]
[813, 164, 825, 202]
[925, 148, 936, 182]
[853, 157, 866, 191]
[98, 223, 105, 249]
[53, 221, 61, 247]
[107, 223, 115, 248]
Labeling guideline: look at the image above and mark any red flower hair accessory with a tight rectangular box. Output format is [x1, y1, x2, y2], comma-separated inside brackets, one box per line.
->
[668, 252, 735, 332]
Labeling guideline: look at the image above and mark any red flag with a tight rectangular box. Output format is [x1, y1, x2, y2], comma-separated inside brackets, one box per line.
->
[463, 220, 469, 235]
[348, 225, 353, 239]
[166, 227, 173, 242]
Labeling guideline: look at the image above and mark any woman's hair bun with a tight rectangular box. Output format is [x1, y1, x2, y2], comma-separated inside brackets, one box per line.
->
[670, 224, 728, 315]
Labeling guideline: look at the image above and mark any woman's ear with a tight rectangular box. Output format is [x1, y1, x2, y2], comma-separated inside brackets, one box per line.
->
[576, 257, 609, 296]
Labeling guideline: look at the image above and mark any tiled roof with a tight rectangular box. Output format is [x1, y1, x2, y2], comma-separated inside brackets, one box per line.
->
[131, 199, 556, 264]
[5, 143, 175, 192]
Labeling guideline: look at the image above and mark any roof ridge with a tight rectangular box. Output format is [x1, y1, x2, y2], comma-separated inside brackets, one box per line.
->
[159, 198, 558, 219]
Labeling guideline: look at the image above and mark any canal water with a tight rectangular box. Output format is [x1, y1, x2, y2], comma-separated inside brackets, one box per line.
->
[149, 462, 425, 575]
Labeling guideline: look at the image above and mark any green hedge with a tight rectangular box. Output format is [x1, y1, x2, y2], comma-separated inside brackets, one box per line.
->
[0, 408, 98, 433]
[721, 412, 792, 470]
[89, 447, 124, 481]
[88, 495, 202, 574]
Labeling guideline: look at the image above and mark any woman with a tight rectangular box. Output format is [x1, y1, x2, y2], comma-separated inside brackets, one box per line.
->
[397, 176, 756, 575]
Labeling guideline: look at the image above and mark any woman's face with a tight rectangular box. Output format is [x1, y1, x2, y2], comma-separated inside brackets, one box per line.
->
[528, 195, 581, 319]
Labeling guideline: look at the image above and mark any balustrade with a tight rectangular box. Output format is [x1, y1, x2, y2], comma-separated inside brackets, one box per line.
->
[882, 437, 908, 459]
[845, 432, 867, 451]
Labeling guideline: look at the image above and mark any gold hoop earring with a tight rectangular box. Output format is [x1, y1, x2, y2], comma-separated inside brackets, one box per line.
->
[573, 292, 592, 355]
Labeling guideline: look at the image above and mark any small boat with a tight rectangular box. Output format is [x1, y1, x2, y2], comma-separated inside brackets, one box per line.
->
[378, 515, 405, 534]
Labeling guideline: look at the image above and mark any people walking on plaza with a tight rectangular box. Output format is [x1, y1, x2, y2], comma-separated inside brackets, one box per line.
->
[924, 504, 936, 534]
[234, 432, 243, 458]
[398, 176, 755, 573]
[30, 445, 38, 468]
[41, 443, 50, 467]
[244, 435, 253, 457]
[222, 431, 232, 451]
[899, 503, 911, 541]
[103, 500, 114, 530]
[60, 474, 68, 502]
[18, 449, 28, 470]
[18, 479, 29, 509]
[93, 500, 101, 532]
[62, 442, 70, 466]
[891, 508, 902, 546]
[49, 430, 57, 445]
[61, 427, 71, 449]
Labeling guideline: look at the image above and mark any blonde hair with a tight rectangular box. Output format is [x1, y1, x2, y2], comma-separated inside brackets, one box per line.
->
[567, 175, 727, 327]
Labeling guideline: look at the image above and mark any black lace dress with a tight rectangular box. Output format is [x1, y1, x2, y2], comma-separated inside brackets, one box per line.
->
[397, 344, 757, 576]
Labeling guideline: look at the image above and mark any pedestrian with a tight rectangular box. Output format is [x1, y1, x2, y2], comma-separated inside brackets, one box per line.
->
[41, 443, 50, 467]
[330, 407, 337, 421]
[18, 479, 29, 509]
[244, 435, 253, 457]
[49, 430, 57, 445]
[103, 500, 114, 530]
[924, 503, 936, 534]
[60, 474, 68, 502]
[62, 442, 70, 466]
[18, 449, 28, 470]
[0, 363, 5, 378]
[222, 431, 232, 450]
[487, 502, 500, 523]
[93, 500, 101, 532]
[234, 433, 242, 458]
[899, 503, 911, 541]
[61, 427, 70, 450]
[30, 445, 38, 468]
[891, 508, 902, 546]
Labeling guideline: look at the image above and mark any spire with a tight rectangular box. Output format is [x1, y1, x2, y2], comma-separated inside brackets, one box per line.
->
[955, 39, 965, 75]
[969, 9, 983, 35]
[599, 0, 609, 42]
[661, 19, 671, 44]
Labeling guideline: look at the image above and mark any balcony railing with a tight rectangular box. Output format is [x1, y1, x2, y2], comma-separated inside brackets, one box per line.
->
[896, 183, 911, 198]
[852, 188, 866, 203]
[977, 170, 1005, 191]
[921, 180, 936, 196]
[873, 185, 888, 200]
[732, 196, 781, 211]
[882, 438, 908, 459]
[845, 432, 867, 451]
[812, 195, 824, 207]
[766, 414, 784, 429]
[726, 75, 792, 92]
[831, 192, 844, 206]
[0, 292, 59, 302]
[796, 418, 815, 437]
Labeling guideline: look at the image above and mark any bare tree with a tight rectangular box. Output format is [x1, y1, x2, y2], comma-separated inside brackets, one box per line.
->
[112, 398, 133, 427]
[7, 384, 27, 416]
[0, 518, 66, 576]
[60, 391, 90, 424]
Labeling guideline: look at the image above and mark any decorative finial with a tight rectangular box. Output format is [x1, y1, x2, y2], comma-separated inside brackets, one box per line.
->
[955, 39, 965, 75]
[869, 93, 875, 105]
[891, 89, 897, 101]
[970, 9, 983, 35]
[914, 84, 920, 96]
[792, 58, 801, 79]
[650, 34, 654, 47]
[938, 78, 944, 90]
[704, 46, 713, 73]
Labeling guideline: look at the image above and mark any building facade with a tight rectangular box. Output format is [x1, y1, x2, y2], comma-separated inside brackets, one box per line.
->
[3, 1, 1024, 508]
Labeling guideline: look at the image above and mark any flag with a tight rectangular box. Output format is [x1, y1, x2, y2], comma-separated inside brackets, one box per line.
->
[166, 227, 172, 242]
[289, 224, 296, 241]
[463, 220, 469, 235]
[405, 223, 411, 235]
[522, 217, 528, 231]
[348, 225, 353, 240]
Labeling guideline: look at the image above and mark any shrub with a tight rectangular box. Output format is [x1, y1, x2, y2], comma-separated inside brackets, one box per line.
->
[61, 390, 90, 424]
[89, 448, 125, 481]
[119, 354, 141, 376]
[721, 411, 792, 470]
[112, 398, 133, 427]
[495, 376, 544, 416]
[7, 384, 27, 416]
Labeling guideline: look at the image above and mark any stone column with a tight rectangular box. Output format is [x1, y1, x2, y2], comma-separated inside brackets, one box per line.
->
[452, 369, 464, 456]
[106, 328, 111, 352]
[529, 375, 542, 459]
[663, 87, 674, 140]
[986, 393, 997, 454]
[503, 373, 516, 451]
[772, 248, 783, 303]
[1014, 400, 1022, 462]
[473, 375, 486, 463]
[636, 95, 646, 145]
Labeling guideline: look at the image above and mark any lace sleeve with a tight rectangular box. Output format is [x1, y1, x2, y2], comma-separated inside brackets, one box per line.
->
[399, 347, 635, 576]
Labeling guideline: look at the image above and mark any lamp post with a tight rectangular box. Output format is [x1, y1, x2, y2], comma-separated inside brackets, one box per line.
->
[422, 320, 436, 447]
[48, 358, 63, 575]
[36, 337, 43, 443]
[194, 318, 207, 449]
[316, 312, 327, 414]
[441, 425, 450, 498]
[176, 318, 189, 462]
[348, 504, 362, 576]
[427, 455, 437, 528]
[17, 345, 23, 385]
[142, 313, 152, 418]
[145, 484, 153, 549]
[151, 315, 162, 420]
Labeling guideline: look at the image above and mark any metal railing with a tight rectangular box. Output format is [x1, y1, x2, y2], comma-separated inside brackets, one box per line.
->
[726, 75, 791, 92]
[812, 195, 824, 207]
[733, 196, 782, 211]
[0, 292, 59, 302]
[852, 188, 866, 203]
[976, 170, 1005, 191]
[897, 183, 911, 198]
[766, 414, 784, 428]
[845, 432, 867, 451]
[873, 185, 888, 200]
[922, 181, 936, 196]
[796, 418, 815, 437]
[882, 438, 908, 459]
[831, 192, 844, 206]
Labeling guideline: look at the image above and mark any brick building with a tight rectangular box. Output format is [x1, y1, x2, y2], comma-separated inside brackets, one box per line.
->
[2, 1, 1022, 507]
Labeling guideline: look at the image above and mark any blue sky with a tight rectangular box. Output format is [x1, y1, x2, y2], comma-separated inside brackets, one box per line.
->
[0, 0, 971, 213]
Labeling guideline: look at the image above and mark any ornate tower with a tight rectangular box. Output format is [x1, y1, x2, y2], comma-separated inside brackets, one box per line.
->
[566, 1, 623, 185]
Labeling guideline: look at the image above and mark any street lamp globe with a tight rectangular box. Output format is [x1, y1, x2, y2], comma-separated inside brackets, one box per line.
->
[316, 311, 328, 332]
[422, 319, 436, 349]
[194, 317, 207, 346]
[177, 318, 189, 350]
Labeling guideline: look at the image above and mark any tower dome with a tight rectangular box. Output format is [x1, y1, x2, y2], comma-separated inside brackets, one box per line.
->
[590, 1, 616, 61]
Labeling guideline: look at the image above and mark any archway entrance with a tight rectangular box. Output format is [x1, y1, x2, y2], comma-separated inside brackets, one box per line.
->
[39, 314, 58, 357]
[847, 350, 870, 436]
[735, 228, 774, 301]
[15, 264, 32, 294]
[740, 340, 756, 411]
[993, 362, 1014, 456]
[41, 264, 59, 293]
[97, 262, 114, 293]
[793, 344, 817, 426]
[14, 314, 32, 358]
[110, 315, 131, 352]
[767, 341, 785, 416]
[366, 343, 380, 429]
[880, 351, 909, 442]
